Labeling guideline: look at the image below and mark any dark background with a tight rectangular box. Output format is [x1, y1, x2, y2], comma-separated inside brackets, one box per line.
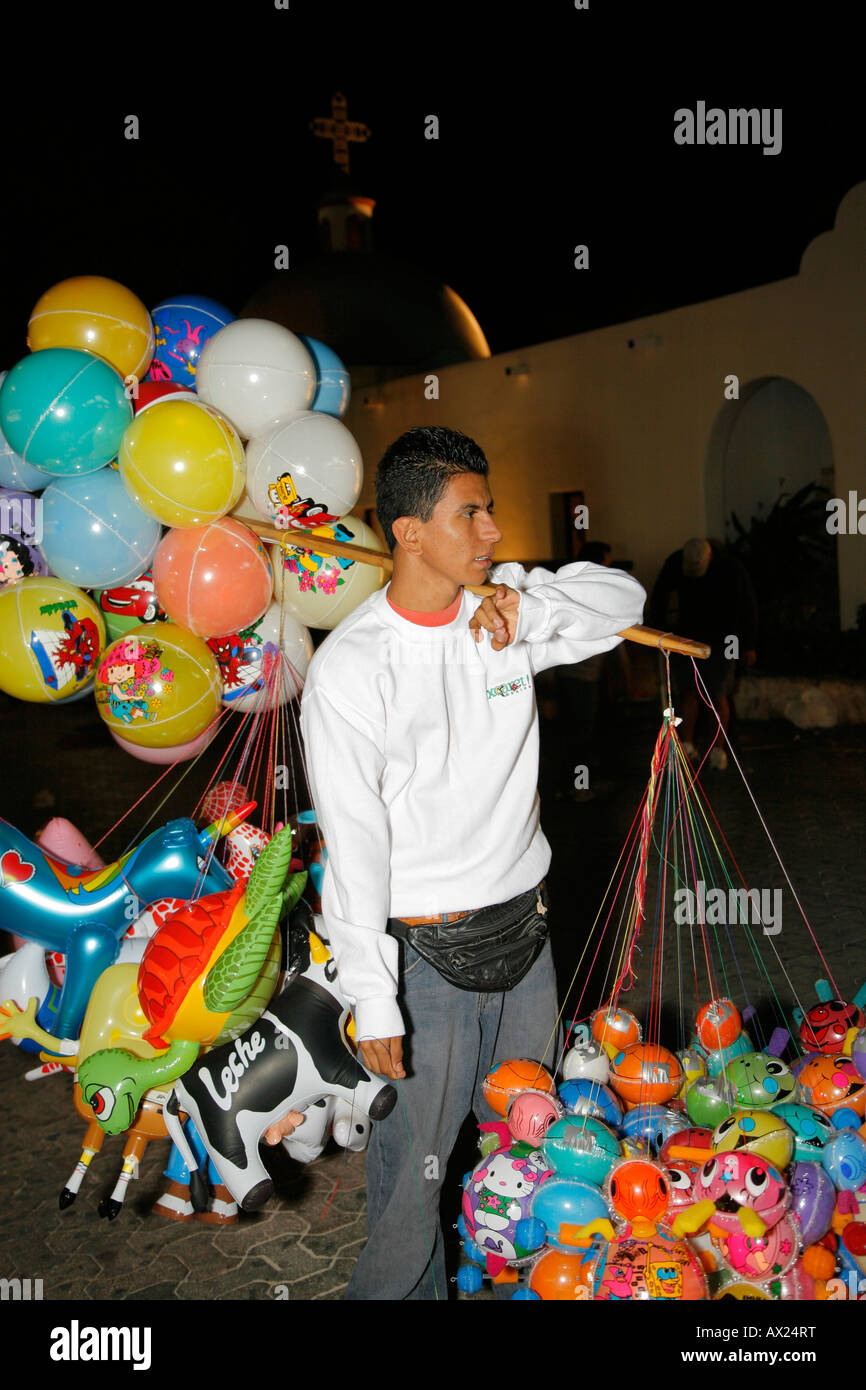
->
[1, 3, 860, 366]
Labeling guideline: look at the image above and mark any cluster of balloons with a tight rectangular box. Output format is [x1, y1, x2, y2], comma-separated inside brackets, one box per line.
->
[455, 987, 866, 1300]
[0, 274, 389, 760]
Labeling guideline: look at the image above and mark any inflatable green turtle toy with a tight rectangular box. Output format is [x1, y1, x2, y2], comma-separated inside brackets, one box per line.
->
[79, 825, 305, 1135]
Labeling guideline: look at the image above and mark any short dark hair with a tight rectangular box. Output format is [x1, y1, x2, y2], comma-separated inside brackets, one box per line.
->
[375, 426, 489, 551]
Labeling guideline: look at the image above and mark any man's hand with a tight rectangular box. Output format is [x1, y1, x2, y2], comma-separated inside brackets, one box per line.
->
[359, 1036, 406, 1080]
[468, 585, 521, 650]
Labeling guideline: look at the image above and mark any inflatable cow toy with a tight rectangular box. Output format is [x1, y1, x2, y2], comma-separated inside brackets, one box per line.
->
[164, 914, 397, 1210]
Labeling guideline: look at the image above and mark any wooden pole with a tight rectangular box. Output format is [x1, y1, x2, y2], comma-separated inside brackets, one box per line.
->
[245, 517, 711, 660]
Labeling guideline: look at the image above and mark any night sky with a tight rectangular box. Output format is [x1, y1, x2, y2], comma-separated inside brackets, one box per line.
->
[1, 5, 860, 366]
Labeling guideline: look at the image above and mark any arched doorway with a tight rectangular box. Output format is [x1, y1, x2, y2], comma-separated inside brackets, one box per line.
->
[704, 378, 839, 672]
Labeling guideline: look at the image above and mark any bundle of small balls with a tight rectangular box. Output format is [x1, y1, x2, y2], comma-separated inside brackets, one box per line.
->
[456, 985, 866, 1300]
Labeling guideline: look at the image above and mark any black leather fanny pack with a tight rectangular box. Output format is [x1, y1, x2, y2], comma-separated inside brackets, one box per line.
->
[388, 881, 549, 992]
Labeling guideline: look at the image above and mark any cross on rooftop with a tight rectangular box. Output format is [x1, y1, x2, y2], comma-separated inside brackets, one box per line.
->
[310, 92, 371, 174]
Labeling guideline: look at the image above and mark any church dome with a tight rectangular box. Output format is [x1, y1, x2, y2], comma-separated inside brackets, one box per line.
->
[240, 191, 490, 385]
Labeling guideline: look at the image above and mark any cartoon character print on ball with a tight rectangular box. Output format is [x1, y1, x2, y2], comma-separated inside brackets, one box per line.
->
[594, 1231, 707, 1301]
[270, 517, 388, 632]
[95, 569, 167, 642]
[463, 1143, 553, 1272]
[94, 626, 221, 747]
[207, 603, 312, 713]
[726, 1051, 797, 1109]
[146, 295, 236, 385]
[0, 488, 49, 589]
[794, 1053, 866, 1124]
[0, 579, 105, 702]
[694, 1152, 790, 1235]
[799, 998, 866, 1055]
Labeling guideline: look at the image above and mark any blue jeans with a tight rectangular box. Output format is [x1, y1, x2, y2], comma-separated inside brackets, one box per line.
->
[344, 935, 560, 1300]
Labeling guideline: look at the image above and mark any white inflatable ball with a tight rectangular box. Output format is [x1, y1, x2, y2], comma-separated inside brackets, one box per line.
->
[245, 410, 362, 527]
[561, 1039, 611, 1084]
[271, 514, 387, 631]
[195, 319, 316, 440]
[207, 600, 312, 713]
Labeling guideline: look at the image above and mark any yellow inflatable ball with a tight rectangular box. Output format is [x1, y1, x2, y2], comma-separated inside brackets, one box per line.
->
[93, 623, 221, 747]
[270, 515, 388, 630]
[0, 576, 105, 702]
[118, 398, 245, 527]
[27, 276, 155, 382]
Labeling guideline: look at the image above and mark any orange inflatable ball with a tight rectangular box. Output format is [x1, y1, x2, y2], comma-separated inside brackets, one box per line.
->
[118, 398, 245, 527]
[529, 1247, 594, 1300]
[591, 1005, 642, 1056]
[609, 1042, 684, 1106]
[801, 1244, 835, 1281]
[152, 519, 273, 638]
[94, 624, 221, 747]
[482, 1058, 556, 1117]
[28, 276, 154, 381]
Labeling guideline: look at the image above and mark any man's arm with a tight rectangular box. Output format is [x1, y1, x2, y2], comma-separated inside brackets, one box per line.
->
[478, 560, 646, 674]
[299, 683, 405, 1078]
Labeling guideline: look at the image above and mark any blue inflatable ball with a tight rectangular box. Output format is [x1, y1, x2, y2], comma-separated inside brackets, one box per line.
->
[704, 1031, 752, 1077]
[456, 1263, 484, 1294]
[456, 1212, 470, 1240]
[39, 468, 162, 588]
[620, 1104, 680, 1153]
[541, 1115, 621, 1185]
[511, 1288, 541, 1300]
[514, 1216, 547, 1253]
[297, 335, 351, 418]
[147, 295, 235, 386]
[0, 349, 132, 475]
[0, 374, 56, 490]
[529, 1177, 608, 1250]
[559, 1077, 623, 1128]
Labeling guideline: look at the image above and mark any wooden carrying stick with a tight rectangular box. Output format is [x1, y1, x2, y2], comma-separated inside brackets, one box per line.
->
[244, 517, 711, 660]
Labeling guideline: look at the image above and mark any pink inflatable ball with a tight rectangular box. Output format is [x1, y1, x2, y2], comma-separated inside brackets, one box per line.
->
[200, 780, 251, 825]
[109, 723, 218, 764]
[152, 519, 273, 638]
[506, 1089, 564, 1146]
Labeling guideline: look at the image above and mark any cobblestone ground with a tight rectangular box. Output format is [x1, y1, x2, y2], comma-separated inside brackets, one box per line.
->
[1, 688, 863, 1301]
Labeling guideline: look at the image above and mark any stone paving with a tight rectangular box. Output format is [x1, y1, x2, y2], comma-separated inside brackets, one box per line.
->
[1, 684, 864, 1301]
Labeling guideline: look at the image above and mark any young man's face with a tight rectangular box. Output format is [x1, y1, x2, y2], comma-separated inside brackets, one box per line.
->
[413, 473, 503, 587]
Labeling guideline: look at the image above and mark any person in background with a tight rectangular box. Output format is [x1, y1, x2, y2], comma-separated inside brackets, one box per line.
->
[648, 537, 758, 769]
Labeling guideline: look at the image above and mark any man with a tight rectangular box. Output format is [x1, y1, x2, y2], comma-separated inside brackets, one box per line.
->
[289, 426, 645, 1299]
[648, 538, 758, 770]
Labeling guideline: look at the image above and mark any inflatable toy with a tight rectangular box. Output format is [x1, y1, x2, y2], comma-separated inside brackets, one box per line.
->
[147, 294, 235, 385]
[27, 275, 154, 381]
[0, 348, 132, 474]
[195, 319, 315, 438]
[0, 577, 104, 702]
[118, 398, 245, 527]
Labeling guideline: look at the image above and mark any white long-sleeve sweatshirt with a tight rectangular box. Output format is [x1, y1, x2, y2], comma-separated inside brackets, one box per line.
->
[298, 560, 646, 1042]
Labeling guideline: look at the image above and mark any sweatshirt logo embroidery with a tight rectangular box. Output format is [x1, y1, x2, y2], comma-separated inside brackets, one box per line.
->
[487, 674, 532, 701]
